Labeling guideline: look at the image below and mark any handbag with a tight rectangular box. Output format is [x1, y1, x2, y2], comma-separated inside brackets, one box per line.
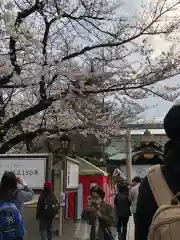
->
[103, 227, 115, 240]
[74, 221, 92, 240]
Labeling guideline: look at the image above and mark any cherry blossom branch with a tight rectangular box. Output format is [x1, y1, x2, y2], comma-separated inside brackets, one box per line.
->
[0, 0, 179, 153]
[0, 124, 88, 153]
[2, 98, 55, 134]
[16, 122, 35, 153]
[9, 0, 45, 75]
[39, 13, 57, 99]
[0, 127, 58, 153]
[0, 79, 171, 139]
[0, 74, 13, 88]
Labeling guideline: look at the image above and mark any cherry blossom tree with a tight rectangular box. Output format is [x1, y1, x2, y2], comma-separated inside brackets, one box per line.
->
[0, 0, 180, 153]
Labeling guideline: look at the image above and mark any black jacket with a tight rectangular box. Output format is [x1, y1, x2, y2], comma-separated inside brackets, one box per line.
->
[114, 192, 131, 217]
[135, 164, 180, 240]
[36, 191, 57, 220]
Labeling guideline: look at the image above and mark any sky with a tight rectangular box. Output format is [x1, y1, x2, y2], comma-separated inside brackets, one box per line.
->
[122, 0, 180, 122]
[139, 75, 180, 122]
[141, 98, 173, 121]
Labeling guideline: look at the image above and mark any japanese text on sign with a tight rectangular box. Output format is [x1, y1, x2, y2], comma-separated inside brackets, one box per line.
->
[0, 158, 46, 189]
[66, 159, 79, 189]
[4, 169, 39, 176]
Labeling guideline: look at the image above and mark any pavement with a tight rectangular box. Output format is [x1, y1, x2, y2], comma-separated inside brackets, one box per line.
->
[23, 206, 134, 240]
[112, 217, 134, 240]
[126, 217, 134, 240]
[23, 206, 76, 240]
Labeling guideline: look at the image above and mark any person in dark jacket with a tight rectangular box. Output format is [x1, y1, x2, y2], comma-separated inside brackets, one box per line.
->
[36, 181, 58, 240]
[135, 104, 180, 240]
[114, 183, 131, 240]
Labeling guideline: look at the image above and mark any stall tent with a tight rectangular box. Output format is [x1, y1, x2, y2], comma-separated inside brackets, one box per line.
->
[67, 157, 109, 219]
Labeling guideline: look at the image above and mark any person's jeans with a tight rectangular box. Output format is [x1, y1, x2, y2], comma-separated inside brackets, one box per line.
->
[39, 219, 53, 240]
[117, 216, 129, 240]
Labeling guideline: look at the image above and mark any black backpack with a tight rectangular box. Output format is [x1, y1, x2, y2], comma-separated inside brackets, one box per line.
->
[43, 194, 59, 219]
[115, 192, 131, 217]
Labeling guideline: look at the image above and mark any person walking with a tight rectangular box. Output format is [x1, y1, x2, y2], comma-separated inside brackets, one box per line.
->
[114, 183, 131, 240]
[135, 104, 180, 240]
[81, 185, 114, 240]
[0, 171, 34, 240]
[129, 176, 141, 225]
[36, 181, 59, 240]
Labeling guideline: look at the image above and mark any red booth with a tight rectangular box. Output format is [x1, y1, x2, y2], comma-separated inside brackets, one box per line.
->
[67, 157, 109, 219]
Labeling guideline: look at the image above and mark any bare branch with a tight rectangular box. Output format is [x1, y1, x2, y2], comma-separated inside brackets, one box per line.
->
[0, 128, 58, 153]
[0, 124, 88, 153]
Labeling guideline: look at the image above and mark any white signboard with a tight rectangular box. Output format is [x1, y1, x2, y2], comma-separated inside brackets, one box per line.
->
[0, 158, 46, 189]
[121, 165, 152, 179]
[66, 159, 79, 189]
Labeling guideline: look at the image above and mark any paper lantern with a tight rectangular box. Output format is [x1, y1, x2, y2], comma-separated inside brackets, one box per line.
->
[144, 153, 154, 159]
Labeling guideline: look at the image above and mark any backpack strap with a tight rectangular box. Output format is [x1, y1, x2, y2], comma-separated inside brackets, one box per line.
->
[147, 165, 174, 207]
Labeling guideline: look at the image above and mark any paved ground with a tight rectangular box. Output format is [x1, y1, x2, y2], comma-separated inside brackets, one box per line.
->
[126, 217, 134, 240]
[112, 217, 134, 240]
[24, 206, 76, 240]
[23, 206, 134, 240]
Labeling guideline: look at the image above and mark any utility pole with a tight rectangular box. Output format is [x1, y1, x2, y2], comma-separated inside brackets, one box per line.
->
[45, 134, 70, 237]
[55, 134, 70, 237]
[58, 160, 64, 236]
[126, 129, 132, 184]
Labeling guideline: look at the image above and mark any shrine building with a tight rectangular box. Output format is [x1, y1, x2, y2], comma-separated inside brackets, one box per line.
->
[105, 123, 168, 181]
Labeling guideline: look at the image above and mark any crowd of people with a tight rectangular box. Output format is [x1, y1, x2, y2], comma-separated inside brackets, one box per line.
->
[0, 166, 142, 240]
[79, 176, 141, 240]
[78, 104, 180, 240]
[0, 171, 58, 240]
[0, 104, 180, 240]
[0, 167, 141, 240]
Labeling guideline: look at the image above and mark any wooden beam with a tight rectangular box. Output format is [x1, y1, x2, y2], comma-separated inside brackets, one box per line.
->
[131, 135, 168, 141]
[110, 133, 167, 141]
[120, 123, 163, 129]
